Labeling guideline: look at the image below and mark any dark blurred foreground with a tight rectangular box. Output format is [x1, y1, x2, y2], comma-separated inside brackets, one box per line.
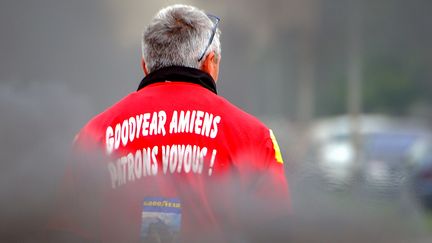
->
[1, 92, 432, 242]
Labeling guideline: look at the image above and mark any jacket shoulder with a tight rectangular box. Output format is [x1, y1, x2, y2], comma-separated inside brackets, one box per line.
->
[213, 96, 270, 138]
[75, 92, 137, 147]
[218, 96, 268, 126]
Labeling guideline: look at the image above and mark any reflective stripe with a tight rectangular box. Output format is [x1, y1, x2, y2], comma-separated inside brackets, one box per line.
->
[269, 129, 284, 164]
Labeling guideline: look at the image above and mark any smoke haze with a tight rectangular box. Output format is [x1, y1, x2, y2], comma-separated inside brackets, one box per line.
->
[1, 0, 432, 242]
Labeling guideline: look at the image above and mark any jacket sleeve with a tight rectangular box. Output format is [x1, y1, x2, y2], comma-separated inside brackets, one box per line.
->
[253, 129, 291, 215]
[47, 130, 108, 241]
[229, 128, 291, 240]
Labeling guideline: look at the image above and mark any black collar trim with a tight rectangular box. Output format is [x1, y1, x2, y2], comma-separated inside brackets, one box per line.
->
[137, 66, 217, 94]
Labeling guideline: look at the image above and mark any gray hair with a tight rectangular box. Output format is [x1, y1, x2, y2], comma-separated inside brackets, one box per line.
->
[142, 4, 221, 73]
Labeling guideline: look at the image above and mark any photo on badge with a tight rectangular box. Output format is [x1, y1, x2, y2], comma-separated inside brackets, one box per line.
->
[140, 197, 182, 243]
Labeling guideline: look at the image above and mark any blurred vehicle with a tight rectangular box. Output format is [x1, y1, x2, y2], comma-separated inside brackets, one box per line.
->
[312, 134, 356, 188]
[361, 132, 420, 194]
[307, 115, 430, 192]
[407, 138, 432, 210]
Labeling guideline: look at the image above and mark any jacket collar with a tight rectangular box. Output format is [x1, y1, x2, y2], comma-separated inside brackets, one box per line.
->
[137, 66, 217, 94]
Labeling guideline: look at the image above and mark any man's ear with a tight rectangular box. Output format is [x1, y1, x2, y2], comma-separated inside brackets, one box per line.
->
[201, 51, 220, 82]
[141, 58, 149, 75]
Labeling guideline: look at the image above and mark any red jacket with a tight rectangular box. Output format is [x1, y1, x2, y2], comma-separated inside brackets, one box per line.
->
[50, 66, 290, 242]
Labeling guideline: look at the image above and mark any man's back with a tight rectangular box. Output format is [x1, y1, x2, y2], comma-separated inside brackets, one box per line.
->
[49, 5, 290, 242]
[50, 67, 289, 242]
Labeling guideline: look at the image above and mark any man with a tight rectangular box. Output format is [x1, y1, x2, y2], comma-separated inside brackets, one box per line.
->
[49, 4, 290, 243]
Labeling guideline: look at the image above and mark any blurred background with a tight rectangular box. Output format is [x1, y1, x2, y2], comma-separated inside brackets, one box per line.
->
[1, 0, 432, 242]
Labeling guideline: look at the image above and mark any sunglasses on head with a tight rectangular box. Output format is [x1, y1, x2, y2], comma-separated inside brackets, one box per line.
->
[197, 14, 220, 62]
